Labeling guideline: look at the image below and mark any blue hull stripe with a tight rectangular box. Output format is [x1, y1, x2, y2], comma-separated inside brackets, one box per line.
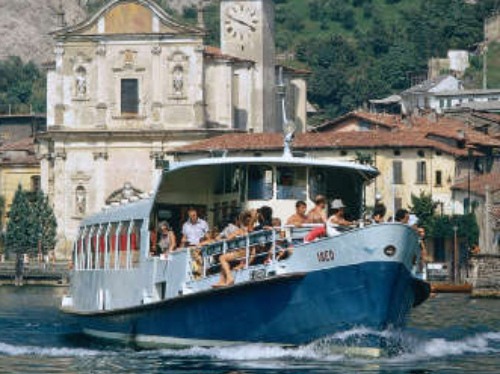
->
[77, 261, 416, 346]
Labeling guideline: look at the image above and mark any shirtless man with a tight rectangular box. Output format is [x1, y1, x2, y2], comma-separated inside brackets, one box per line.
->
[286, 201, 307, 226]
[306, 195, 327, 224]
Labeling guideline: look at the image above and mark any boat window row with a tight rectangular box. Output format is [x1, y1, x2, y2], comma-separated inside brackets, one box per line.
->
[74, 220, 143, 271]
[216, 165, 362, 204]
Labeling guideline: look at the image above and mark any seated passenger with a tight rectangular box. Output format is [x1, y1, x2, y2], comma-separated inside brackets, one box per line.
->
[270, 217, 292, 262]
[255, 206, 273, 231]
[326, 199, 354, 237]
[157, 221, 176, 258]
[394, 209, 410, 224]
[217, 213, 240, 240]
[306, 195, 327, 224]
[180, 207, 209, 248]
[372, 204, 387, 224]
[286, 201, 307, 227]
[213, 211, 256, 287]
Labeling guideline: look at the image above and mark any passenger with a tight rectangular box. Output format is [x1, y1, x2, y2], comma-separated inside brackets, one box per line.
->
[271, 217, 292, 262]
[306, 195, 327, 224]
[199, 226, 220, 247]
[213, 211, 256, 287]
[180, 207, 209, 248]
[372, 204, 387, 224]
[255, 206, 273, 231]
[286, 200, 308, 226]
[217, 213, 240, 240]
[157, 221, 176, 258]
[326, 199, 354, 237]
[394, 209, 410, 224]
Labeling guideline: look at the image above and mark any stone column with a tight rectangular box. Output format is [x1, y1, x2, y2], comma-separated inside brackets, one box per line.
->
[96, 44, 108, 128]
[53, 148, 68, 259]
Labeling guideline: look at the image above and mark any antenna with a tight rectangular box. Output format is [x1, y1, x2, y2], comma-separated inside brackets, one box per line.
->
[277, 66, 295, 158]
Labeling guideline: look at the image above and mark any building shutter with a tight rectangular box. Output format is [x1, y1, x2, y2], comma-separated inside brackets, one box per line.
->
[121, 79, 138, 115]
[393, 161, 403, 184]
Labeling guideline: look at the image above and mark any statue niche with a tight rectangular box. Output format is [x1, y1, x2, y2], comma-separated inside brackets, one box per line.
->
[75, 186, 87, 216]
[167, 51, 189, 100]
[75, 66, 87, 99]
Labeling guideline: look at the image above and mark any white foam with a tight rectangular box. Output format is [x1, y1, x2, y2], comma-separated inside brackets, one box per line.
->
[0, 342, 103, 357]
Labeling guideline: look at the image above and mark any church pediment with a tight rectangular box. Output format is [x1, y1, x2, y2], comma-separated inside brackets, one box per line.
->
[52, 0, 204, 37]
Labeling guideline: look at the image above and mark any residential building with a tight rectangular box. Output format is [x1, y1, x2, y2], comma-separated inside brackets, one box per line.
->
[452, 173, 500, 254]
[400, 75, 500, 115]
[0, 138, 41, 229]
[38, 0, 308, 258]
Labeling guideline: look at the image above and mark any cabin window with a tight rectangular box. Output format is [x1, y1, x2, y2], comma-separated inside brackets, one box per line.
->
[109, 224, 118, 269]
[121, 79, 139, 116]
[247, 165, 273, 200]
[277, 167, 306, 200]
[309, 168, 327, 200]
[216, 165, 242, 195]
[119, 223, 128, 269]
[393, 161, 403, 184]
[416, 161, 427, 184]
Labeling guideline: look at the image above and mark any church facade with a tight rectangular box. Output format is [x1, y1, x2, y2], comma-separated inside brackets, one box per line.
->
[39, 0, 308, 258]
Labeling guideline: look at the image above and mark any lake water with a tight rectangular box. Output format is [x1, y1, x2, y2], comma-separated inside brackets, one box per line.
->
[0, 286, 499, 374]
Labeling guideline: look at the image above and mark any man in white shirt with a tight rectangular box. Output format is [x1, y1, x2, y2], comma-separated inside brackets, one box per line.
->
[181, 208, 209, 247]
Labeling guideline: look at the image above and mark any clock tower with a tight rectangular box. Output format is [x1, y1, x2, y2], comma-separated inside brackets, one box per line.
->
[220, 0, 277, 133]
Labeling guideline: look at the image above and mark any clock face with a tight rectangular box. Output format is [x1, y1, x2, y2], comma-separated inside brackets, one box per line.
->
[224, 4, 259, 43]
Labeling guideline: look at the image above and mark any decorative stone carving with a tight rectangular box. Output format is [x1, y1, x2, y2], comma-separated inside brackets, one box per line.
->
[96, 44, 106, 57]
[106, 182, 144, 204]
[151, 46, 162, 55]
[75, 66, 87, 98]
[75, 186, 87, 216]
[93, 151, 109, 161]
[167, 51, 189, 100]
[173, 66, 184, 96]
[123, 49, 137, 69]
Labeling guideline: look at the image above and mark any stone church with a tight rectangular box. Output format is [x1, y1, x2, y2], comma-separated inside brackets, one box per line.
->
[39, 0, 309, 258]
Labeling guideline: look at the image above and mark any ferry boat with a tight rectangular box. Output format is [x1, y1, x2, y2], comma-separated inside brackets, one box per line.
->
[61, 144, 430, 350]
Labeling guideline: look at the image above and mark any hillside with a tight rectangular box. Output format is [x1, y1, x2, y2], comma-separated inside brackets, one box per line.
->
[0, 0, 86, 64]
[1, 0, 499, 118]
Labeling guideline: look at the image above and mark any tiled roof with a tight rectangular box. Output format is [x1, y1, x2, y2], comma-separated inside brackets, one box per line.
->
[314, 111, 500, 148]
[314, 111, 402, 132]
[451, 173, 500, 195]
[173, 131, 475, 157]
[204, 46, 254, 64]
[0, 138, 35, 152]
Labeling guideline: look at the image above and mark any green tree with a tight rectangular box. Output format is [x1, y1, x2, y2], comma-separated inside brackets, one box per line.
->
[5, 186, 33, 258]
[4, 186, 57, 259]
[410, 192, 438, 232]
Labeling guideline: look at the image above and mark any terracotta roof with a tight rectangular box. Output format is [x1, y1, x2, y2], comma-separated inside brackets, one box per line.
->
[173, 131, 475, 157]
[0, 138, 35, 152]
[314, 111, 500, 148]
[314, 111, 402, 132]
[204, 46, 254, 64]
[451, 173, 500, 196]
[471, 111, 500, 123]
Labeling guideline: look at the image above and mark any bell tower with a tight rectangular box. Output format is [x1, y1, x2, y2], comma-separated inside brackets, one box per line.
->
[220, 0, 277, 133]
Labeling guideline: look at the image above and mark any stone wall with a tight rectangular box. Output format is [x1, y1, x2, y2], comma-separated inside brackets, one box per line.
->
[470, 254, 500, 297]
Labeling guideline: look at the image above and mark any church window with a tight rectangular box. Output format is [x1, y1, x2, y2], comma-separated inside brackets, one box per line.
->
[121, 79, 139, 116]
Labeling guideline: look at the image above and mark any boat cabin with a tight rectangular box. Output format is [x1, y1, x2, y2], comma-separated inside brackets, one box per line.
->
[73, 157, 378, 272]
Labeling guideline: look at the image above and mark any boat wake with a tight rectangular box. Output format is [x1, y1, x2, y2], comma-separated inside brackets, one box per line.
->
[0, 328, 499, 365]
[0, 342, 103, 357]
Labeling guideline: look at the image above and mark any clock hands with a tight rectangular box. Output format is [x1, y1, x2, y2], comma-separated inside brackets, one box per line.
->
[227, 14, 256, 32]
